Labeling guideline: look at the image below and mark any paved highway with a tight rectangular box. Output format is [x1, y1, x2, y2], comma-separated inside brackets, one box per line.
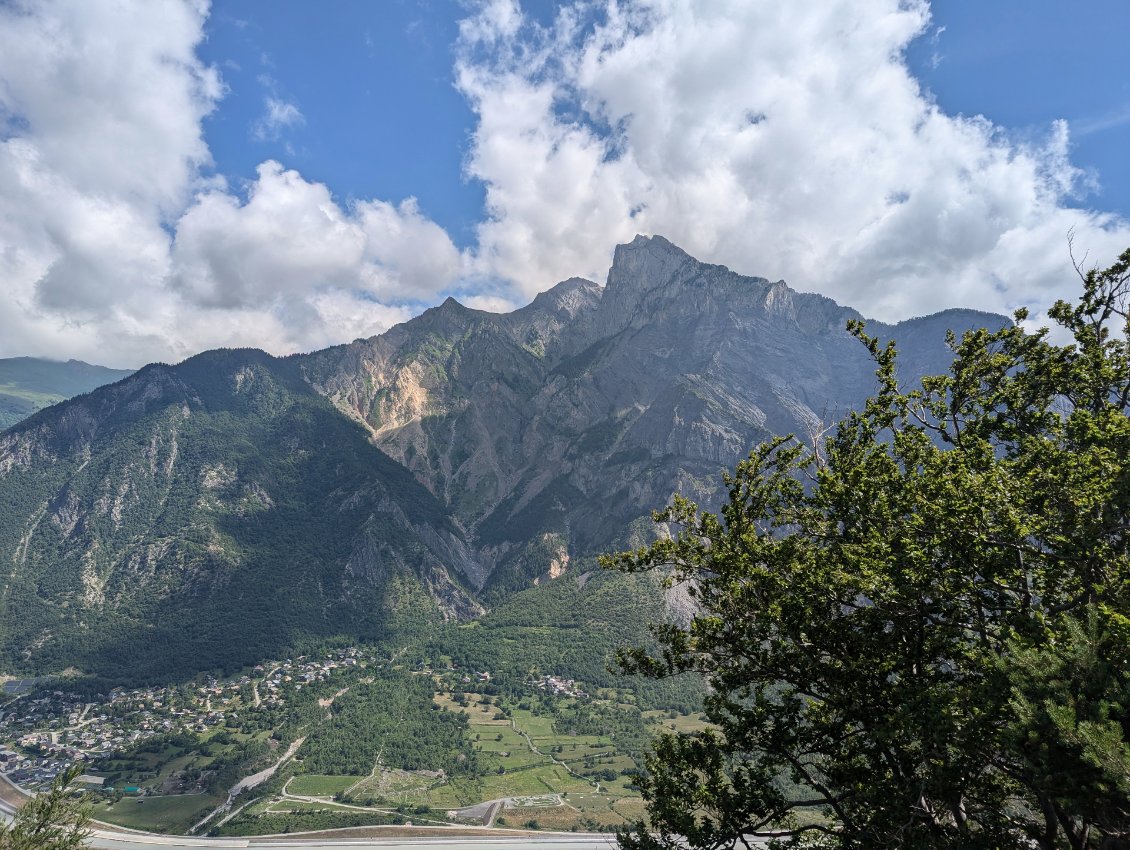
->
[4, 789, 619, 850]
[88, 830, 619, 849]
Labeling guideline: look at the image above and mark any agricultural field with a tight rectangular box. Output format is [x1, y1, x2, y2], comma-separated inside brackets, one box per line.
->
[285, 774, 354, 797]
[220, 674, 695, 835]
[643, 709, 713, 734]
[91, 793, 220, 834]
[307, 685, 666, 831]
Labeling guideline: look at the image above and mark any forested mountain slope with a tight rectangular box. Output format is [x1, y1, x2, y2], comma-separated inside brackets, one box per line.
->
[0, 349, 479, 680]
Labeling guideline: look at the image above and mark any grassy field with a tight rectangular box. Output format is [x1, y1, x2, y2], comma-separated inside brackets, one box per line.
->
[287, 774, 356, 797]
[398, 690, 646, 827]
[92, 794, 220, 834]
[643, 709, 713, 733]
[351, 769, 440, 804]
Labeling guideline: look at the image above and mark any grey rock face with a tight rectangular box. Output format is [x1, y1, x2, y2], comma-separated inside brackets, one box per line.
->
[303, 235, 1010, 593]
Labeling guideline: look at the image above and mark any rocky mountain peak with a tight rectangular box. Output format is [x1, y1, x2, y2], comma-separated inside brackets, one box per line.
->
[524, 277, 601, 319]
[408, 295, 479, 338]
[580, 234, 778, 348]
[606, 234, 697, 294]
[605, 236, 847, 329]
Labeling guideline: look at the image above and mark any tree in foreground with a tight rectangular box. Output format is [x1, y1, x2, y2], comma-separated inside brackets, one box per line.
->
[607, 249, 1130, 849]
[0, 767, 91, 850]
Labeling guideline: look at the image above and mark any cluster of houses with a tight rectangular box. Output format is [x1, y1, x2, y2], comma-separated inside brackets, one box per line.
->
[536, 674, 588, 698]
[0, 693, 119, 789]
[0, 647, 365, 792]
[256, 649, 361, 707]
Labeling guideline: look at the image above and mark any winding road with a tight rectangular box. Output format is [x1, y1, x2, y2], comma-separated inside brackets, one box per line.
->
[191, 736, 308, 834]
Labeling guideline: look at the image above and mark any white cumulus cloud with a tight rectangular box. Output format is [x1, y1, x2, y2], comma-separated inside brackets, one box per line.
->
[456, 0, 1130, 322]
[0, 0, 463, 366]
[1, 0, 1128, 368]
[169, 161, 461, 352]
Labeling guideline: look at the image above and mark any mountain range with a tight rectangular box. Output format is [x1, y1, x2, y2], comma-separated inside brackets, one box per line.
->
[0, 358, 133, 430]
[0, 236, 1008, 681]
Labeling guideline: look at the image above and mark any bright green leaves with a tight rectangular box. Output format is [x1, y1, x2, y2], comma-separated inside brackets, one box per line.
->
[608, 250, 1130, 849]
[1003, 611, 1130, 844]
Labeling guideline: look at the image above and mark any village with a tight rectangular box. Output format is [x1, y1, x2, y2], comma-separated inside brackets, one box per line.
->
[0, 647, 365, 793]
[0, 650, 675, 835]
[534, 675, 588, 699]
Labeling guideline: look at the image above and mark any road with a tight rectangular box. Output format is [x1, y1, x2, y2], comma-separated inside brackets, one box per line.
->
[87, 834, 619, 850]
[191, 736, 308, 834]
[1, 779, 620, 850]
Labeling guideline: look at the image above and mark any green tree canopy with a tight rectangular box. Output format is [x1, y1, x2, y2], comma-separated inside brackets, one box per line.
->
[0, 767, 91, 850]
[607, 249, 1130, 849]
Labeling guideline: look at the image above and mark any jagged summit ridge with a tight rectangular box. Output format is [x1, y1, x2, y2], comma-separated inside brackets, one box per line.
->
[304, 234, 1010, 579]
[353, 234, 986, 348]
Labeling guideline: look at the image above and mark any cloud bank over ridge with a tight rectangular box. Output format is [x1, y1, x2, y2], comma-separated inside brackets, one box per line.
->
[0, 0, 1126, 366]
[457, 0, 1130, 321]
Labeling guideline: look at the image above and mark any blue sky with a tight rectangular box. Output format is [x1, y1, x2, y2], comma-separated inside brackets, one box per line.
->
[907, 0, 1130, 216]
[199, 0, 486, 245]
[200, 0, 1130, 244]
[1, 0, 1128, 367]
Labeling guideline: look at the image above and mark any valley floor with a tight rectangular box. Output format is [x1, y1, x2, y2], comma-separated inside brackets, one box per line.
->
[0, 644, 706, 837]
